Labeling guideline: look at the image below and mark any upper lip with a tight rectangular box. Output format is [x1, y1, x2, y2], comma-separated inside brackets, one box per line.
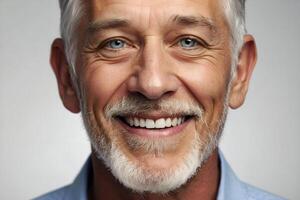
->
[115, 112, 193, 120]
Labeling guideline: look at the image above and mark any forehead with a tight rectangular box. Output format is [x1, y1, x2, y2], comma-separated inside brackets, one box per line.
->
[85, 0, 226, 30]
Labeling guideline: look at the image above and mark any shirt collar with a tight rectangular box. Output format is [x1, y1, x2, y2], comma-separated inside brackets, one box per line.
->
[67, 150, 246, 200]
[217, 150, 247, 200]
[65, 157, 91, 200]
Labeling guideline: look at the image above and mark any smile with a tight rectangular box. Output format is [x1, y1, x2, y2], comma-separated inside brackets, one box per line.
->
[116, 114, 194, 137]
[124, 117, 186, 129]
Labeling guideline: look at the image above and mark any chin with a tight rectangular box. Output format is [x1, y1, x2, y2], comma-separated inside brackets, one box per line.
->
[82, 96, 225, 193]
[89, 124, 219, 194]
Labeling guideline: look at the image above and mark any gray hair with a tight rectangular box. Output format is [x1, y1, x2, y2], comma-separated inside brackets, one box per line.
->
[58, 0, 246, 77]
[223, 0, 247, 71]
[58, 0, 83, 77]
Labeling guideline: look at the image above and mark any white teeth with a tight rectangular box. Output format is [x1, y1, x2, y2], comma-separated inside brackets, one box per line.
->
[140, 118, 146, 127]
[145, 119, 155, 128]
[155, 118, 165, 129]
[178, 118, 182, 125]
[165, 118, 172, 127]
[134, 118, 139, 127]
[171, 118, 178, 127]
[129, 118, 134, 126]
[125, 117, 185, 129]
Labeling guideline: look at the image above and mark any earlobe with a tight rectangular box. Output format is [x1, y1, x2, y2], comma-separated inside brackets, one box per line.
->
[229, 35, 257, 109]
[50, 38, 81, 113]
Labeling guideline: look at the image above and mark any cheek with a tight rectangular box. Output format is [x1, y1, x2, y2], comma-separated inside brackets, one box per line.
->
[81, 62, 132, 111]
[176, 61, 230, 134]
[177, 62, 229, 110]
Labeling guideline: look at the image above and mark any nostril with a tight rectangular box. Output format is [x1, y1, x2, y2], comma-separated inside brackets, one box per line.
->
[138, 88, 169, 100]
[127, 80, 179, 100]
[126, 67, 180, 100]
[130, 90, 174, 101]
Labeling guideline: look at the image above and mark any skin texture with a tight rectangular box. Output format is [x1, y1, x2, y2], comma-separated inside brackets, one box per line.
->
[50, 0, 257, 199]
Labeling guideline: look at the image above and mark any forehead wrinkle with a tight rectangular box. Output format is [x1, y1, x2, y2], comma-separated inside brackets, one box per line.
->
[87, 18, 130, 34]
[171, 14, 218, 34]
[85, 0, 223, 39]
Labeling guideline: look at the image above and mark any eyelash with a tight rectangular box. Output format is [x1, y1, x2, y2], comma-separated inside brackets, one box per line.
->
[91, 35, 210, 56]
[97, 37, 132, 51]
[174, 35, 210, 49]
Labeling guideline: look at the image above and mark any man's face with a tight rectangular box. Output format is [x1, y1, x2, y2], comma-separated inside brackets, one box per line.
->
[73, 0, 233, 193]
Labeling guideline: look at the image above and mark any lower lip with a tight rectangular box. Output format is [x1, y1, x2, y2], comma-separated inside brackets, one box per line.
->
[118, 119, 191, 138]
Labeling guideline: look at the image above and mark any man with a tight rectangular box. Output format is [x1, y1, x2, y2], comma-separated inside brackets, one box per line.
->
[35, 0, 284, 199]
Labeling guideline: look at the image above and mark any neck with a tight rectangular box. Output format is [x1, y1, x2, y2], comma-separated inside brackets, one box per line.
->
[89, 149, 220, 200]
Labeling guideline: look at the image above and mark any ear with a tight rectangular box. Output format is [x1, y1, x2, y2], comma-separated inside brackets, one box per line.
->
[50, 38, 80, 113]
[229, 35, 257, 109]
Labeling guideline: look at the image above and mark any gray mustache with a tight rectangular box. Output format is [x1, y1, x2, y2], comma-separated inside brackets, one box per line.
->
[104, 94, 203, 119]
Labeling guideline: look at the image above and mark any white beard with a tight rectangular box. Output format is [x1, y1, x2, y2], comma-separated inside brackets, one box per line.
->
[107, 133, 220, 193]
[81, 96, 227, 194]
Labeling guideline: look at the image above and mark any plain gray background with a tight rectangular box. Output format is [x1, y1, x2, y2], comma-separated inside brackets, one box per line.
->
[0, 0, 299, 199]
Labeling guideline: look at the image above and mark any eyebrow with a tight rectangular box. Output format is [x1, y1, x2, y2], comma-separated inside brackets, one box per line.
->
[87, 19, 130, 34]
[171, 15, 218, 33]
[86, 15, 218, 35]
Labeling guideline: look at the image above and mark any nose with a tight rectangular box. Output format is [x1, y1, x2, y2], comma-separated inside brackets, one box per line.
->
[127, 38, 180, 100]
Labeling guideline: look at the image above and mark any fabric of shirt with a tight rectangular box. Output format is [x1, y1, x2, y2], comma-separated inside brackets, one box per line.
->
[34, 151, 285, 200]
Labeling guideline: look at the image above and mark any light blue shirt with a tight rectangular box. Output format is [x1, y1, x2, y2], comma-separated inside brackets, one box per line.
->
[34, 151, 285, 200]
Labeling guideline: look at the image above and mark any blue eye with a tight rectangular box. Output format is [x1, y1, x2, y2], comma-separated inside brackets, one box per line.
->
[106, 39, 125, 49]
[179, 38, 199, 49]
